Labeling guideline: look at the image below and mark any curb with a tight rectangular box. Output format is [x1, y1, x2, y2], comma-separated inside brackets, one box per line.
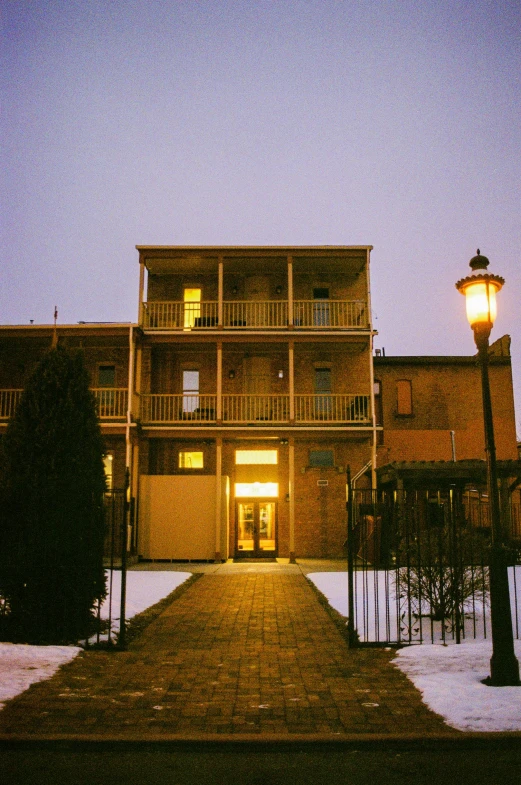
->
[1, 732, 521, 749]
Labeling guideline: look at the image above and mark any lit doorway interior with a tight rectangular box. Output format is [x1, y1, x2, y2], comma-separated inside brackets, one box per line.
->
[236, 500, 277, 558]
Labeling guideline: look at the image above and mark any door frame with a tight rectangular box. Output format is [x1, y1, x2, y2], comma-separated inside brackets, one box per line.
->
[235, 499, 278, 558]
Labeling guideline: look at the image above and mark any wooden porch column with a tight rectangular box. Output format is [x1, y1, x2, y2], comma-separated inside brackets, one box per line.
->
[289, 338, 295, 423]
[287, 255, 294, 327]
[216, 340, 223, 422]
[289, 437, 296, 562]
[215, 437, 223, 562]
[218, 256, 224, 328]
[138, 256, 146, 325]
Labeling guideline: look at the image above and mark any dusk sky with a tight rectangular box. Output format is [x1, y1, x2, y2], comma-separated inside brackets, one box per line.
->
[2, 1, 520, 430]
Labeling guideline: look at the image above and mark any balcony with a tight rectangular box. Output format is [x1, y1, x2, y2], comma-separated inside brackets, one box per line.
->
[142, 394, 217, 424]
[139, 394, 371, 426]
[0, 389, 128, 422]
[92, 388, 129, 420]
[141, 300, 368, 330]
[0, 389, 22, 420]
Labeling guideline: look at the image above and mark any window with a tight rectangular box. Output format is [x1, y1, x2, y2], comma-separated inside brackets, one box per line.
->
[314, 367, 332, 417]
[374, 380, 383, 425]
[309, 449, 334, 468]
[235, 449, 278, 465]
[182, 369, 199, 414]
[313, 287, 330, 326]
[235, 482, 278, 498]
[103, 453, 114, 490]
[98, 365, 116, 387]
[183, 288, 201, 329]
[396, 380, 413, 416]
[179, 451, 204, 469]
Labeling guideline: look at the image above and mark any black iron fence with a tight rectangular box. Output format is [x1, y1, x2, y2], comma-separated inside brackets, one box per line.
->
[87, 484, 131, 647]
[347, 488, 521, 645]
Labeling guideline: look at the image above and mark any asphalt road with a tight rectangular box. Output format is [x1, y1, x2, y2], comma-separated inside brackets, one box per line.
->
[2, 742, 521, 785]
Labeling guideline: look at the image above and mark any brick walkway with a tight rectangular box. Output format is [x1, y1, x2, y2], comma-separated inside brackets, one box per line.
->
[0, 572, 455, 739]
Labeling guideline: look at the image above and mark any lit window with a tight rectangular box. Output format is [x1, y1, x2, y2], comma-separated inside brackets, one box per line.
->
[103, 453, 114, 490]
[235, 450, 278, 465]
[235, 482, 279, 498]
[396, 380, 413, 416]
[179, 451, 204, 469]
[183, 288, 201, 329]
[309, 450, 334, 467]
[183, 370, 199, 413]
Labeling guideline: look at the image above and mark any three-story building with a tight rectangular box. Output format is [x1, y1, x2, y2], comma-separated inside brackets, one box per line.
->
[133, 245, 376, 561]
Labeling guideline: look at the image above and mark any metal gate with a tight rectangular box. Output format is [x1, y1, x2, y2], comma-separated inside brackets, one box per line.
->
[346, 488, 521, 645]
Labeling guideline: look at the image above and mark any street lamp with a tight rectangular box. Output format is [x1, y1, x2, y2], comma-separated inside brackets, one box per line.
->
[456, 250, 519, 686]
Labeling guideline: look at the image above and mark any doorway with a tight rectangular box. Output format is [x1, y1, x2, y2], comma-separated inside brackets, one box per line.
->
[236, 501, 277, 558]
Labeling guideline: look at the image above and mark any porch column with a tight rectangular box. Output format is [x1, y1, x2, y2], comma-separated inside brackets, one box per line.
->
[218, 256, 224, 328]
[289, 339, 295, 423]
[287, 255, 294, 327]
[289, 437, 296, 562]
[138, 256, 146, 325]
[216, 340, 223, 422]
[215, 437, 223, 562]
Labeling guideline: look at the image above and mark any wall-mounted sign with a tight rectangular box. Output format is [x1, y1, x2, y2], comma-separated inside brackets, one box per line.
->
[317, 479, 329, 487]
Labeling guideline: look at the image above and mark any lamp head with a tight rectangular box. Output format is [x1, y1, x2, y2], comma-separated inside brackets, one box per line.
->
[455, 250, 504, 335]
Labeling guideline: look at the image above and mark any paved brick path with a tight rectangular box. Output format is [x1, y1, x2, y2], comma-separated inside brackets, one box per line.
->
[0, 573, 455, 738]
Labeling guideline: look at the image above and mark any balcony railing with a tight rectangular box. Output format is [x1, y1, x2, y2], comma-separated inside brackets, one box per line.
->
[222, 395, 289, 422]
[222, 301, 288, 328]
[0, 389, 23, 420]
[142, 394, 217, 423]
[293, 300, 367, 328]
[0, 389, 128, 422]
[139, 393, 371, 425]
[294, 394, 370, 423]
[92, 388, 129, 420]
[141, 300, 367, 330]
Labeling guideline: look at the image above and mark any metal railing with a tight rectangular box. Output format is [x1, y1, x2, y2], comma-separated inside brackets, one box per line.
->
[141, 394, 217, 423]
[0, 389, 22, 420]
[92, 388, 128, 419]
[294, 394, 370, 423]
[293, 300, 367, 328]
[346, 488, 521, 646]
[222, 300, 288, 328]
[222, 395, 289, 422]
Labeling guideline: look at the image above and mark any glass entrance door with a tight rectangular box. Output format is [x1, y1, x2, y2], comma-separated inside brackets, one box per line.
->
[236, 501, 277, 557]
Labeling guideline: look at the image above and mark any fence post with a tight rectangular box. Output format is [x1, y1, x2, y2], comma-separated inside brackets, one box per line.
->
[118, 468, 129, 649]
[346, 466, 358, 647]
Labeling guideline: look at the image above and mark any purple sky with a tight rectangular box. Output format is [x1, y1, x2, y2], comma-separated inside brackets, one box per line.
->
[2, 1, 520, 430]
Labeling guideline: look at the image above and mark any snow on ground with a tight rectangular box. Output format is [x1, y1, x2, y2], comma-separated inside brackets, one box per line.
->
[395, 640, 521, 732]
[99, 569, 191, 626]
[308, 571, 521, 732]
[0, 570, 190, 711]
[0, 643, 80, 710]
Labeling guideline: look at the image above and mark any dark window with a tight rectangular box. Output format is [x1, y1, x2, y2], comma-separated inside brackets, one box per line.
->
[309, 449, 334, 467]
[98, 365, 116, 387]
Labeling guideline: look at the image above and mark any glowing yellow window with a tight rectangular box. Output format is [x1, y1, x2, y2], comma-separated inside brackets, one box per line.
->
[179, 451, 204, 469]
[184, 288, 201, 329]
[235, 482, 279, 498]
[235, 450, 278, 465]
[103, 454, 114, 490]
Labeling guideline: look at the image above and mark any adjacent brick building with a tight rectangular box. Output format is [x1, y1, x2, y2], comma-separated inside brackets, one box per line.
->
[0, 246, 518, 561]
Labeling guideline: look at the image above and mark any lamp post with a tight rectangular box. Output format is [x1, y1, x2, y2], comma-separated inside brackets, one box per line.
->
[456, 250, 519, 686]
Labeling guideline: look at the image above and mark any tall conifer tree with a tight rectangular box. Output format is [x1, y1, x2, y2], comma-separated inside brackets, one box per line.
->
[0, 345, 106, 643]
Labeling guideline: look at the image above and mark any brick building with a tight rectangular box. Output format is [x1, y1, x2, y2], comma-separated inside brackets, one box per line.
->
[0, 245, 518, 561]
